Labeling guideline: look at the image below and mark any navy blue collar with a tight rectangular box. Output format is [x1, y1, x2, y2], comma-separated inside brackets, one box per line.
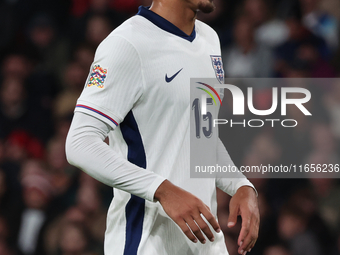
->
[137, 6, 196, 42]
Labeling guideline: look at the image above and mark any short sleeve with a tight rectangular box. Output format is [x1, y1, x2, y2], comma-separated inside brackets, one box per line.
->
[75, 35, 144, 129]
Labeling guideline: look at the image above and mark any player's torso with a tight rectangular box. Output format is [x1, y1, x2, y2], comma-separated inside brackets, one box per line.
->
[109, 14, 223, 182]
[105, 11, 228, 255]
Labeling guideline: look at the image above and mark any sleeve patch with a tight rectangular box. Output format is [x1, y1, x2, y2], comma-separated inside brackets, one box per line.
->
[87, 65, 108, 88]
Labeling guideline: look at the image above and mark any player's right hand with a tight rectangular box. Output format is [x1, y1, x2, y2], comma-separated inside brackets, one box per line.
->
[154, 180, 221, 244]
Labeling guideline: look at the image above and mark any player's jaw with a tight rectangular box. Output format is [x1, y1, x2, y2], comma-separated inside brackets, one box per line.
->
[197, 0, 215, 13]
[185, 0, 216, 14]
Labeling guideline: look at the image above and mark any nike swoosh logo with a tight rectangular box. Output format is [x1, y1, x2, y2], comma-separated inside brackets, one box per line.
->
[165, 68, 183, 83]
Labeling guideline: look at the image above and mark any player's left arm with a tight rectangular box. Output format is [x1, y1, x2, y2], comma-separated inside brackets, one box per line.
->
[215, 139, 259, 255]
[213, 29, 259, 254]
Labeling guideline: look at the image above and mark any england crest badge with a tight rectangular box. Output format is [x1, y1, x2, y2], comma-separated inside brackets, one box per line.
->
[87, 65, 107, 88]
[210, 56, 224, 84]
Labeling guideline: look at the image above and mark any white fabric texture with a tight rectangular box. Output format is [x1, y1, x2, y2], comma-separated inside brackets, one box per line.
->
[75, 35, 144, 129]
[66, 111, 166, 202]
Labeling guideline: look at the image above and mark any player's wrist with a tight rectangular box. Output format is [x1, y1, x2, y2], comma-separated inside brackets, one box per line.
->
[235, 185, 257, 198]
[154, 179, 171, 202]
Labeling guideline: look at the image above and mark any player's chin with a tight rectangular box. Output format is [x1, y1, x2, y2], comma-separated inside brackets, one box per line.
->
[197, 0, 215, 14]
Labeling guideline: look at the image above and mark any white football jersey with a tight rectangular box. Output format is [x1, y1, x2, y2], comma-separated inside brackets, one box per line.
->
[75, 6, 253, 255]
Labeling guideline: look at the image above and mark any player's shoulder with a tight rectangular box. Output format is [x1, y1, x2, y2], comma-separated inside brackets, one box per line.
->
[111, 16, 146, 37]
[195, 19, 220, 43]
[100, 16, 151, 51]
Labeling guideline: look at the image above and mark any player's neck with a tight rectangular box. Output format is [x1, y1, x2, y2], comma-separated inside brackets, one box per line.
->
[150, 1, 196, 36]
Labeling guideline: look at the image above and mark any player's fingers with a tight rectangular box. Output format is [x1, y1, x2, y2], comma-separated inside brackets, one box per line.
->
[239, 235, 256, 254]
[247, 239, 256, 252]
[238, 236, 250, 254]
[247, 222, 259, 251]
[184, 217, 206, 244]
[228, 203, 238, 228]
[193, 215, 215, 242]
[237, 212, 251, 246]
[238, 220, 258, 253]
[176, 219, 198, 243]
[199, 206, 221, 233]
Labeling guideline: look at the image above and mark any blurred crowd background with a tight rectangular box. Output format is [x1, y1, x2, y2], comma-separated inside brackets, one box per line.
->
[0, 0, 339, 254]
